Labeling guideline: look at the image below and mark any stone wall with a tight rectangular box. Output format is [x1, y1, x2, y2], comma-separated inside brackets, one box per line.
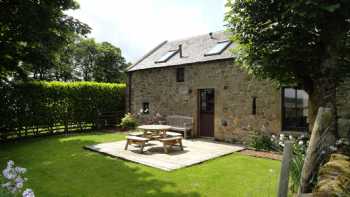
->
[337, 80, 350, 119]
[128, 60, 281, 143]
[337, 80, 350, 138]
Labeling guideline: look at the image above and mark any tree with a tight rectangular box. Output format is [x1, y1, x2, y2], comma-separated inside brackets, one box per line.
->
[94, 42, 127, 83]
[0, 0, 90, 82]
[74, 39, 127, 82]
[53, 40, 78, 81]
[225, 0, 350, 193]
[74, 38, 98, 81]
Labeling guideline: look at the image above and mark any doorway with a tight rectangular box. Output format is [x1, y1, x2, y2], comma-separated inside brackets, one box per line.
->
[198, 89, 215, 137]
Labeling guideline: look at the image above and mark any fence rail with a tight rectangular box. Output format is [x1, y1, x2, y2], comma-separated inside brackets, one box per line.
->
[0, 111, 123, 141]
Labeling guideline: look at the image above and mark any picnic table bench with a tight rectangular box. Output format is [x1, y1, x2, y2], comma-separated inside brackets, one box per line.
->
[159, 136, 183, 153]
[124, 136, 150, 153]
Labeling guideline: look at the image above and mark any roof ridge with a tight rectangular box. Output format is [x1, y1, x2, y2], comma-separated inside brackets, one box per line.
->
[166, 30, 226, 43]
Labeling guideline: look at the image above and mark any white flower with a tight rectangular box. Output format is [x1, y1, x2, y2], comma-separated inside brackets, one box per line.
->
[15, 167, 27, 174]
[3, 168, 16, 180]
[298, 141, 304, 145]
[279, 134, 285, 141]
[23, 188, 35, 197]
[139, 109, 143, 113]
[329, 145, 337, 152]
[289, 135, 293, 140]
[279, 141, 285, 147]
[271, 134, 276, 139]
[16, 181, 24, 189]
[2, 182, 11, 189]
[7, 160, 14, 168]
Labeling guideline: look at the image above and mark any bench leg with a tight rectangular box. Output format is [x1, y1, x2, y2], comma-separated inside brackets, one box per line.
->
[124, 140, 129, 150]
[140, 143, 145, 153]
[163, 143, 168, 153]
[179, 139, 183, 151]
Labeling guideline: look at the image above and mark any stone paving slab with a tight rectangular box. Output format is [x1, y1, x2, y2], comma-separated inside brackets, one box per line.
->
[85, 139, 245, 171]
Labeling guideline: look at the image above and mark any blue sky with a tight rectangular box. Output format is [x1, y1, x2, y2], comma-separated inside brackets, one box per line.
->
[67, 0, 227, 63]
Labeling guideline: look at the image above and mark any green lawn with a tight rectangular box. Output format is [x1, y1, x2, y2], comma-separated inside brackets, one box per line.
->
[0, 132, 281, 197]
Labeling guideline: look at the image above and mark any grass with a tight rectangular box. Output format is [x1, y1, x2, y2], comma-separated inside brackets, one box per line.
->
[0, 132, 281, 197]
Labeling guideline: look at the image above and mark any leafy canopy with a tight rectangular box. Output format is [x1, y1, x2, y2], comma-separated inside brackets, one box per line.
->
[0, 0, 91, 81]
[225, 0, 350, 88]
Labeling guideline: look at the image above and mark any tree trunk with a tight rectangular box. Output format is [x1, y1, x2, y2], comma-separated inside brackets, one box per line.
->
[299, 31, 340, 193]
[298, 107, 336, 194]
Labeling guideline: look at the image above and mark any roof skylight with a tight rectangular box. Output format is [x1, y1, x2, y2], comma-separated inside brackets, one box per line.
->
[155, 50, 178, 63]
[204, 40, 232, 56]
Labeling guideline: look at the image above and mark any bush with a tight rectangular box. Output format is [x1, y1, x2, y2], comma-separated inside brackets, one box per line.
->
[0, 81, 126, 139]
[248, 130, 276, 151]
[120, 113, 138, 130]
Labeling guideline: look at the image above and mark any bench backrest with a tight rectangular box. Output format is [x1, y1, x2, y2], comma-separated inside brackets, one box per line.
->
[166, 115, 193, 128]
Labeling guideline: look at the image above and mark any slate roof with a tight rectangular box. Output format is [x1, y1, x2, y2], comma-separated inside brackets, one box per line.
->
[127, 31, 235, 72]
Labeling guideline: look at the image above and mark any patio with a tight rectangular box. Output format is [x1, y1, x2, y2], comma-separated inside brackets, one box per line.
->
[85, 138, 245, 171]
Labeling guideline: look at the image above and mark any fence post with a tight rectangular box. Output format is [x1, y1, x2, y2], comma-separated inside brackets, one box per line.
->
[277, 140, 293, 197]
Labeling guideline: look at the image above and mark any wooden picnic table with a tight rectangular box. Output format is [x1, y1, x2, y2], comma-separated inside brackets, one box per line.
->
[126, 125, 183, 153]
[137, 124, 171, 139]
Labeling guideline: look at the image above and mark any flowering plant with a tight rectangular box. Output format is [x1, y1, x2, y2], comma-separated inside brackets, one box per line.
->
[1, 160, 35, 197]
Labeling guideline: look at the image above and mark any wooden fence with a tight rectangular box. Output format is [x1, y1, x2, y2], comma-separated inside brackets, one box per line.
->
[0, 111, 124, 141]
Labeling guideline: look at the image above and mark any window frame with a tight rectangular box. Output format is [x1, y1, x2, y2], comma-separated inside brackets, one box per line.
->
[252, 96, 257, 115]
[155, 50, 178, 63]
[204, 40, 232, 56]
[176, 67, 185, 82]
[142, 102, 149, 114]
[281, 87, 309, 132]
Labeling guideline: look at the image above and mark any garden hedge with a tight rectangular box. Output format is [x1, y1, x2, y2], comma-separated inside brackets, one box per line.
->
[0, 81, 126, 140]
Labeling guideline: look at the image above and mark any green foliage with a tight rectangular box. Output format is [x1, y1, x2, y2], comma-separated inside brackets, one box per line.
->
[0, 81, 126, 139]
[0, 189, 11, 197]
[0, 0, 91, 82]
[225, 0, 350, 87]
[74, 38, 127, 82]
[248, 131, 276, 151]
[55, 38, 127, 82]
[290, 141, 307, 193]
[120, 113, 138, 129]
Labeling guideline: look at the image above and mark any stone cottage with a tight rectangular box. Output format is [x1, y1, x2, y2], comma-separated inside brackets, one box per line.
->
[126, 31, 338, 142]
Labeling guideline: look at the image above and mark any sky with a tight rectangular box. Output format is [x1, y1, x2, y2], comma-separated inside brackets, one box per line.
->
[66, 0, 227, 63]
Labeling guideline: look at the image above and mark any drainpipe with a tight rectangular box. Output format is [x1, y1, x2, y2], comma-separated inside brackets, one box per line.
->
[127, 72, 132, 113]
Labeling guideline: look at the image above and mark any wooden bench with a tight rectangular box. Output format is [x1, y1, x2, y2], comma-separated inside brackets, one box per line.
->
[124, 136, 149, 153]
[159, 136, 183, 153]
[166, 131, 183, 137]
[127, 131, 144, 137]
[166, 115, 193, 139]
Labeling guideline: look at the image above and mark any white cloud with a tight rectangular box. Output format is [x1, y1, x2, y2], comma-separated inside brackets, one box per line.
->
[67, 0, 225, 62]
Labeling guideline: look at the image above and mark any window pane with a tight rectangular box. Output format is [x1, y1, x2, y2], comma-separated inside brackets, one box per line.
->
[205, 41, 231, 56]
[282, 88, 309, 132]
[176, 68, 184, 82]
[155, 50, 178, 63]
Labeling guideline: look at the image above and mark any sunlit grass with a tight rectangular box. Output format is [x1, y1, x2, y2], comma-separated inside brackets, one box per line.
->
[0, 132, 280, 197]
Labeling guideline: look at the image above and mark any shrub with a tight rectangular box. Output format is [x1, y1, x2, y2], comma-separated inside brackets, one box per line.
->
[290, 142, 306, 193]
[0, 81, 126, 139]
[271, 134, 308, 194]
[120, 113, 138, 130]
[248, 130, 277, 151]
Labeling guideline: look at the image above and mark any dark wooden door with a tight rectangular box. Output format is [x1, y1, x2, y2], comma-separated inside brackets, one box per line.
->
[198, 89, 215, 137]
